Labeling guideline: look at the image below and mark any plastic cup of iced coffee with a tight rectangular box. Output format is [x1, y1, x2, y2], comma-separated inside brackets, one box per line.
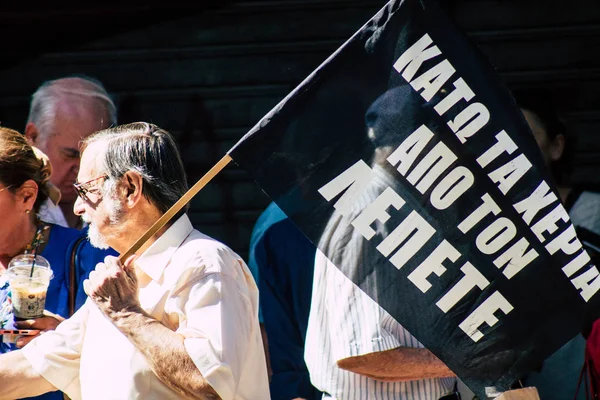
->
[7, 254, 53, 320]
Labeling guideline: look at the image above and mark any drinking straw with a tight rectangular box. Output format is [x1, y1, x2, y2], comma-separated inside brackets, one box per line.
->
[29, 246, 39, 278]
[28, 227, 44, 278]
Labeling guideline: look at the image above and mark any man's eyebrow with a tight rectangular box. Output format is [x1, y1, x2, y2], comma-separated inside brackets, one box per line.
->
[62, 147, 80, 158]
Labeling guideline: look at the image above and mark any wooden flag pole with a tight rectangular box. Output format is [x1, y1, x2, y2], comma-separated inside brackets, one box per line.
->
[118, 154, 233, 263]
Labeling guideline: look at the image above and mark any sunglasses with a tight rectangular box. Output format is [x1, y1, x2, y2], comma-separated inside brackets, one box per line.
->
[73, 175, 108, 201]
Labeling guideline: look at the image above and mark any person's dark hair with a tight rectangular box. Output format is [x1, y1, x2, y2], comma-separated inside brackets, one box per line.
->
[82, 122, 189, 214]
[513, 89, 573, 183]
[513, 90, 566, 140]
[0, 127, 60, 213]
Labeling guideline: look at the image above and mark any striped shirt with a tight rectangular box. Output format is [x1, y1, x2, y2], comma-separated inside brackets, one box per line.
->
[305, 164, 455, 399]
[569, 191, 600, 235]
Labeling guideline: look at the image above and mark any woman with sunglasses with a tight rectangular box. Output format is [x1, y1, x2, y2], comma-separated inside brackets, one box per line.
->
[0, 126, 114, 400]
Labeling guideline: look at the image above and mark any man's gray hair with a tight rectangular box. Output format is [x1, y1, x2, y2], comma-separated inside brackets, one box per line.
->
[28, 75, 117, 142]
[83, 122, 189, 215]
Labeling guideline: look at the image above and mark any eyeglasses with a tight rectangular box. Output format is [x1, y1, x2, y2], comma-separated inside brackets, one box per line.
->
[73, 175, 108, 201]
[0, 185, 13, 193]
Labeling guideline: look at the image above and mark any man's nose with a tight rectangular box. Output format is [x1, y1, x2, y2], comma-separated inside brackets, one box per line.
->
[73, 195, 85, 216]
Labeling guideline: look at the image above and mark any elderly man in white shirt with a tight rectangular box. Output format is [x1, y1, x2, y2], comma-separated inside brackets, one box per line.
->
[0, 122, 269, 400]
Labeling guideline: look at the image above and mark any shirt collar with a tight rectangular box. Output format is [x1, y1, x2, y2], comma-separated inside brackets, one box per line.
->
[136, 214, 194, 282]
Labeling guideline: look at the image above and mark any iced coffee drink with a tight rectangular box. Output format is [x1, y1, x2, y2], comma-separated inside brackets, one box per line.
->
[7, 255, 53, 320]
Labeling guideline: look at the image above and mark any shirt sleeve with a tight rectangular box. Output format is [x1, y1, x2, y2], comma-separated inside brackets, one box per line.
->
[21, 300, 90, 400]
[172, 263, 255, 400]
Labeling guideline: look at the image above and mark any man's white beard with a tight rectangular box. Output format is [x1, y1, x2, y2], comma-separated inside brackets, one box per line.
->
[84, 194, 124, 250]
[87, 222, 110, 250]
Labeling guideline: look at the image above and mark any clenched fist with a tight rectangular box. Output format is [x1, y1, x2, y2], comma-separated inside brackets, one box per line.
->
[84, 255, 140, 317]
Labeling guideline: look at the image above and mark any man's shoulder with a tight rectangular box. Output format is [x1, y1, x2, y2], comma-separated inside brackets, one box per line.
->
[249, 202, 286, 244]
[186, 229, 234, 250]
[570, 190, 600, 235]
[178, 229, 243, 276]
[578, 190, 600, 204]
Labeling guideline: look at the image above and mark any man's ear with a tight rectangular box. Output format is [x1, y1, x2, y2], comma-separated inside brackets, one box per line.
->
[24, 122, 40, 146]
[549, 134, 566, 163]
[122, 171, 144, 208]
[17, 180, 39, 212]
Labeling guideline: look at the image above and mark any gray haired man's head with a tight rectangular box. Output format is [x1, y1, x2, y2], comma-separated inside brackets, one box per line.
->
[28, 76, 116, 144]
[25, 76, 117, 206]
[82, 122, 190, 216]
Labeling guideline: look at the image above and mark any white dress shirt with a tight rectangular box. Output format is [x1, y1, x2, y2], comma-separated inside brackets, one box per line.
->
[38, 199, 88, 229]
[22, 214, 270, 400]
[38, 199, 69, 228]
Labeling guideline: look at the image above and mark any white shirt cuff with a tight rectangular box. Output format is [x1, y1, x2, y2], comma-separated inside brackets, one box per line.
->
[184, 337, 235, 400]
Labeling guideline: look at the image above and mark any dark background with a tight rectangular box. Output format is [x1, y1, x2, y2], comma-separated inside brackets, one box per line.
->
[1, 0, 599, 258]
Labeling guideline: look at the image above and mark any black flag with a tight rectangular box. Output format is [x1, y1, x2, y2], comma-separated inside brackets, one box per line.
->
[228, 0, 600, 396]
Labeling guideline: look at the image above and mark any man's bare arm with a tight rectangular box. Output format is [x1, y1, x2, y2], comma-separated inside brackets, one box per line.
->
[111, 307, 221, 400]
[0, 350, 57, 400]
[337, 347, 455, 382]
[85, 256, 221, 400]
